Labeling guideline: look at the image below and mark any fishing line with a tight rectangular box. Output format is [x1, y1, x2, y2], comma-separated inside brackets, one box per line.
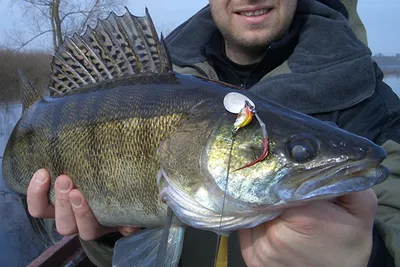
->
[213, 131, 235, 267]
[214, 92, 269, 266]
[156, 206, 174, 267]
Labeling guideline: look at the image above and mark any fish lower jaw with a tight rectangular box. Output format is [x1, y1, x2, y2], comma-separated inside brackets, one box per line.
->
[163, 192, 280, 235]
[158, 180, 279, 233]
[288, 164, 389, 201]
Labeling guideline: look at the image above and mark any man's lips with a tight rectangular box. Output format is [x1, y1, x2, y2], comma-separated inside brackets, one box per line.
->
[233, 7, 273, 24]
[236, 8, 272, 17]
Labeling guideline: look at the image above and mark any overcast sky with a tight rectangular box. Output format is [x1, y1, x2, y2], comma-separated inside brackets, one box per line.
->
[0, 0, 399, 55]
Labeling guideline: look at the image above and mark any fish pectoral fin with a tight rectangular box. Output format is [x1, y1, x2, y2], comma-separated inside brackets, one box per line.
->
[21, 195, 61, 247]
[112, 225, 185, 267]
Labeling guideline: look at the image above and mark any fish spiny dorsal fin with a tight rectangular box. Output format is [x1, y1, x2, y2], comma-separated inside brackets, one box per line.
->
[18, 68, 42, 113]
[48, 8, 173, 96]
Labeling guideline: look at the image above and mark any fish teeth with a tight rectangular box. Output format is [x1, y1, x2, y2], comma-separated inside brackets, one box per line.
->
[239, 8, 269, 17]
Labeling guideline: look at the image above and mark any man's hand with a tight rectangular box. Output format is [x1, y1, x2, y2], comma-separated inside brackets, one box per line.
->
[27, 169, 139, 240]
[239, 189, 377, 267]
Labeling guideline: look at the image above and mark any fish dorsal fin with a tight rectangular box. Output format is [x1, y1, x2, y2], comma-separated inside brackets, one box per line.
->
[49, 8, 173, 96]
[18, 68, 42, 113]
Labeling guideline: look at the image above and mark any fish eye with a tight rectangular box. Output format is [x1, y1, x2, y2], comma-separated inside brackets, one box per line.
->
[287, 134, 319, 163]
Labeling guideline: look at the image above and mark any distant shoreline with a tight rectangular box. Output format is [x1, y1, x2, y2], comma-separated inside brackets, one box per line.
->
[372, 55, 400, 75]
[380, 67, 400, 76]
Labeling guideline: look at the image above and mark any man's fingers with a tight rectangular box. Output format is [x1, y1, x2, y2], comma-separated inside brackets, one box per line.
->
[238, 224, 276, 266]
[54, 175, 78, 236]
[335, 189, 377, 218]
[118, 226, 141, 236]
[27, 171, 132, 241]
[238, 228, 253, 256]
[27, 169, 55, 218]
[69, 189, 117, 241]
[70, 190, 139, 240]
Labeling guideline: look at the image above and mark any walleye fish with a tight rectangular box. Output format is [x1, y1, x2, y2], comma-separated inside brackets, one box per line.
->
[2, 8, 389, 267]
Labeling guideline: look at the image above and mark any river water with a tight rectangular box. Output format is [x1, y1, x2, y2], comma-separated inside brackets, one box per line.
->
[384, 75, 400, 96]
[0, 75, 399, 266]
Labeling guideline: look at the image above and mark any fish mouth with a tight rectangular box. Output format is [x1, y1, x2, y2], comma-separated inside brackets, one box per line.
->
[275, 148, 389, 202]
[292, 164, 389, 201]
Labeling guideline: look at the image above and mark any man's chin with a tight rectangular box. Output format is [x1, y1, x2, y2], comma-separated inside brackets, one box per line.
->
[232, 34, 274, 50]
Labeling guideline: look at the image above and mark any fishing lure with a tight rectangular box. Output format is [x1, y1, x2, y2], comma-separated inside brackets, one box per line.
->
[233, 101, 254, 132]
[223, 93, 269, 171]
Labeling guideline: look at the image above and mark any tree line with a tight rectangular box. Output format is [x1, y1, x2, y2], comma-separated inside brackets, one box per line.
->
[4, 0, 127, 52]
[1, 0, 127, 102]
[372, 54, 400, 75]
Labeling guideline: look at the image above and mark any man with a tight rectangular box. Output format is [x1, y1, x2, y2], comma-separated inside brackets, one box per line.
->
[26, 0, 400, 266]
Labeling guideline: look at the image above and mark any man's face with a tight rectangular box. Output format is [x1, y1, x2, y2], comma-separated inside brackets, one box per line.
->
[210, 0, 297, 50]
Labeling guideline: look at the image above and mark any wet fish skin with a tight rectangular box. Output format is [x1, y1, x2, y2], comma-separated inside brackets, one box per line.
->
[2, 73, 234, 227]
[1, 8, 389, 236]
[4, 70, 388, 232]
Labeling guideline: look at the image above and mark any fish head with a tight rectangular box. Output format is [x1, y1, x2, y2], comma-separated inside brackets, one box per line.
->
[200, 98, 389, 212]
[158, 91, 389, 232]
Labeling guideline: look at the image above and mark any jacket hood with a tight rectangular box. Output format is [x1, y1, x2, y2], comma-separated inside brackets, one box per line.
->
[165, 0, 376, 114]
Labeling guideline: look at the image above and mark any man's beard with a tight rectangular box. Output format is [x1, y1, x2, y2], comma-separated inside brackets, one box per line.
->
[222, 29, 273, 59]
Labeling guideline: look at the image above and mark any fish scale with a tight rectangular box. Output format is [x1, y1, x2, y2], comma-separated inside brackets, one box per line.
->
[5, 85, 199, 224]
